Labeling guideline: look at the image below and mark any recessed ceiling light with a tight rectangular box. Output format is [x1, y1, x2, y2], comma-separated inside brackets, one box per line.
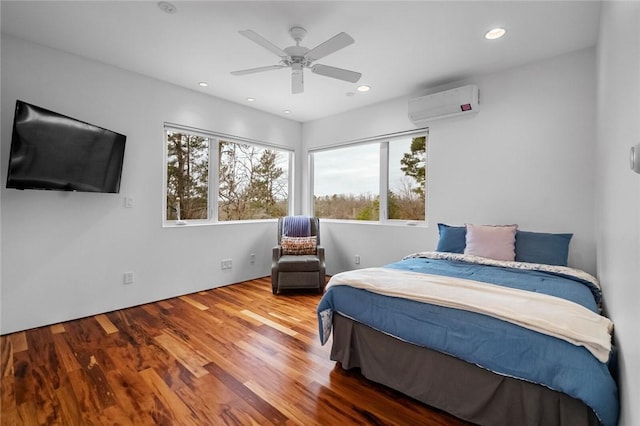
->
[485, 27, 506, 40]
[357, 85, 371, 92]
[198, 82, 208, 87]
[247, 98, 256, 102]
[157, 1, 177, 14]
[283, 110, 291, 114]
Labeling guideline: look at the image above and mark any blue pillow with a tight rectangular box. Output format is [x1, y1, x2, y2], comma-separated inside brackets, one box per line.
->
[515, 231, 573, 266]
[436, 223, 466, 253]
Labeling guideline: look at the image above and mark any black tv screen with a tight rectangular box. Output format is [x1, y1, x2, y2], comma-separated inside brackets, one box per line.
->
[6, 100, 126, 193]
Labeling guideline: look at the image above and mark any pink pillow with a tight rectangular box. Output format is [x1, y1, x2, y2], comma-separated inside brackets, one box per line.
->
[464, 224, 517, 261]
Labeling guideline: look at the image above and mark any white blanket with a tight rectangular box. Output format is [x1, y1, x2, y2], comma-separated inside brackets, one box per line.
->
[327, 267, 613, 363]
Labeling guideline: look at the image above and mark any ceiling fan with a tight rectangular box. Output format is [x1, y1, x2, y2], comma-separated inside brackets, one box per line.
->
[231, 26, 362, 94]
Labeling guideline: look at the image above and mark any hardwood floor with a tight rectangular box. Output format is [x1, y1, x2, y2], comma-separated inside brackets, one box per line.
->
[1, 277, 471, 425]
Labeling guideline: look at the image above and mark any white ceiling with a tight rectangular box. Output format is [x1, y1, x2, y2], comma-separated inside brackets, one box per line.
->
[1, 1, 601, 122]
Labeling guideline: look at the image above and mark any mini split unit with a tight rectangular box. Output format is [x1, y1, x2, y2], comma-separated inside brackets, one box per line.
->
[409, 85, 480, 126]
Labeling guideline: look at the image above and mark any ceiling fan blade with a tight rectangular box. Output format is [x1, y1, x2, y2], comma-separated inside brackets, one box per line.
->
[306, 32, 355, 62]
[292, 64, 304, 94]
[231, 65, 286, 76]
[239, 29, 288, 57]
[311, 64, 362, 83]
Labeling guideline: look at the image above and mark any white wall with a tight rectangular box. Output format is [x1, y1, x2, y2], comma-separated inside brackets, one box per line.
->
[0, 36, 301, 334]
[596, 2, 640, 425]
[304, 48, 597, 275]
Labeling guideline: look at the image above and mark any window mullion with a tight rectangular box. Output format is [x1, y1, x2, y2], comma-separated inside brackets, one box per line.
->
[308, 152, 315, 216]
[210, 138, 220, 222]
[379, 142, 389, 221]
[162, 127, 169, 222]
[286, 150, 294, 216]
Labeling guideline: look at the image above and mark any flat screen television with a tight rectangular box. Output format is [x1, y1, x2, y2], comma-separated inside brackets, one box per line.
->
[6, 100, 126, 193]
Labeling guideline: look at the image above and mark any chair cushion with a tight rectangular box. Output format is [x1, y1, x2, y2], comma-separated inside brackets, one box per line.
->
[278, 255, 321, 272]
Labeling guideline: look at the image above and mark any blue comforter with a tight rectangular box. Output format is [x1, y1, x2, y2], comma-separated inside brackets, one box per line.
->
[317, 255, 619, 426]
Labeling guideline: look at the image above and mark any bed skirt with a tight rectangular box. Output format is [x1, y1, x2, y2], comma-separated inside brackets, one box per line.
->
[330, 313, 600, 426]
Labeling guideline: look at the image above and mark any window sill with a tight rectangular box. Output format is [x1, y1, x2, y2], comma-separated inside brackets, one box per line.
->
[162, 218, 278, 228]
[317, 218, 429, 228]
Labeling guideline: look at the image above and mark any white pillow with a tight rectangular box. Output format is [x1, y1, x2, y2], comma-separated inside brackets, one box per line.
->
[464, 224, 517, 261]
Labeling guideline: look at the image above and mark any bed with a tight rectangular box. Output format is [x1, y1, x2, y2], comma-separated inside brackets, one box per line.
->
[317, 224, 619, 426]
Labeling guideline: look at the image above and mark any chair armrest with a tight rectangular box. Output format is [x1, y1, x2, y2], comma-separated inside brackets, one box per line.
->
[272, 246, 282, 263]
[271, 246, 283, 294]
[317, 246, 326, 291]
[317, 246, 325, 265]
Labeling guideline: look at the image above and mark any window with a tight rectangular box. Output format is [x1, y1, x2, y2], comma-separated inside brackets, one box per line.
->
[388, 135, 426, 221]
[218, 140, 290, 220]
[165, 126, 291, 223]
[313, 143, 380, 220]
[166, 131, 210, 220]
[311, 131, 427, 222]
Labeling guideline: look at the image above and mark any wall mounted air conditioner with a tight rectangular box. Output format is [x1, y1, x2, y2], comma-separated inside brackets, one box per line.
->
[408, 84, 479, 126]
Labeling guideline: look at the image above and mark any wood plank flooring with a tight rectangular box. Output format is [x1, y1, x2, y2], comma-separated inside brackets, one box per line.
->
[0, 277, 471, 425]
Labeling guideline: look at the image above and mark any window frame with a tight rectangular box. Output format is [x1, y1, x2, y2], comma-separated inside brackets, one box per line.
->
[163, 123, 294, 226]
[309, 129, 428, 225]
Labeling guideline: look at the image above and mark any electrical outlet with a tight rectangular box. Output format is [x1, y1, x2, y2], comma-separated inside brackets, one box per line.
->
[124, 196, 134, 208]
[355, 255, 361, 265]
[123, 271, 134, 284]
[221, 259, 233, 269]
[250, 253, 256, 264]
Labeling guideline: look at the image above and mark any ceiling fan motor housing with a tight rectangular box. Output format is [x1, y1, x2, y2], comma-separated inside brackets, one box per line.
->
[283, 47, 311, 67]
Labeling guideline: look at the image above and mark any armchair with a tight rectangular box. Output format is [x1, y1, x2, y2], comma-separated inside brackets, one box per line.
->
[271, 216, 326, 294]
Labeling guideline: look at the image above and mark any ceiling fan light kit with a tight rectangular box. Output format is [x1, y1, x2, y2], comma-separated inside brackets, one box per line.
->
[231, 26, 362, 94]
